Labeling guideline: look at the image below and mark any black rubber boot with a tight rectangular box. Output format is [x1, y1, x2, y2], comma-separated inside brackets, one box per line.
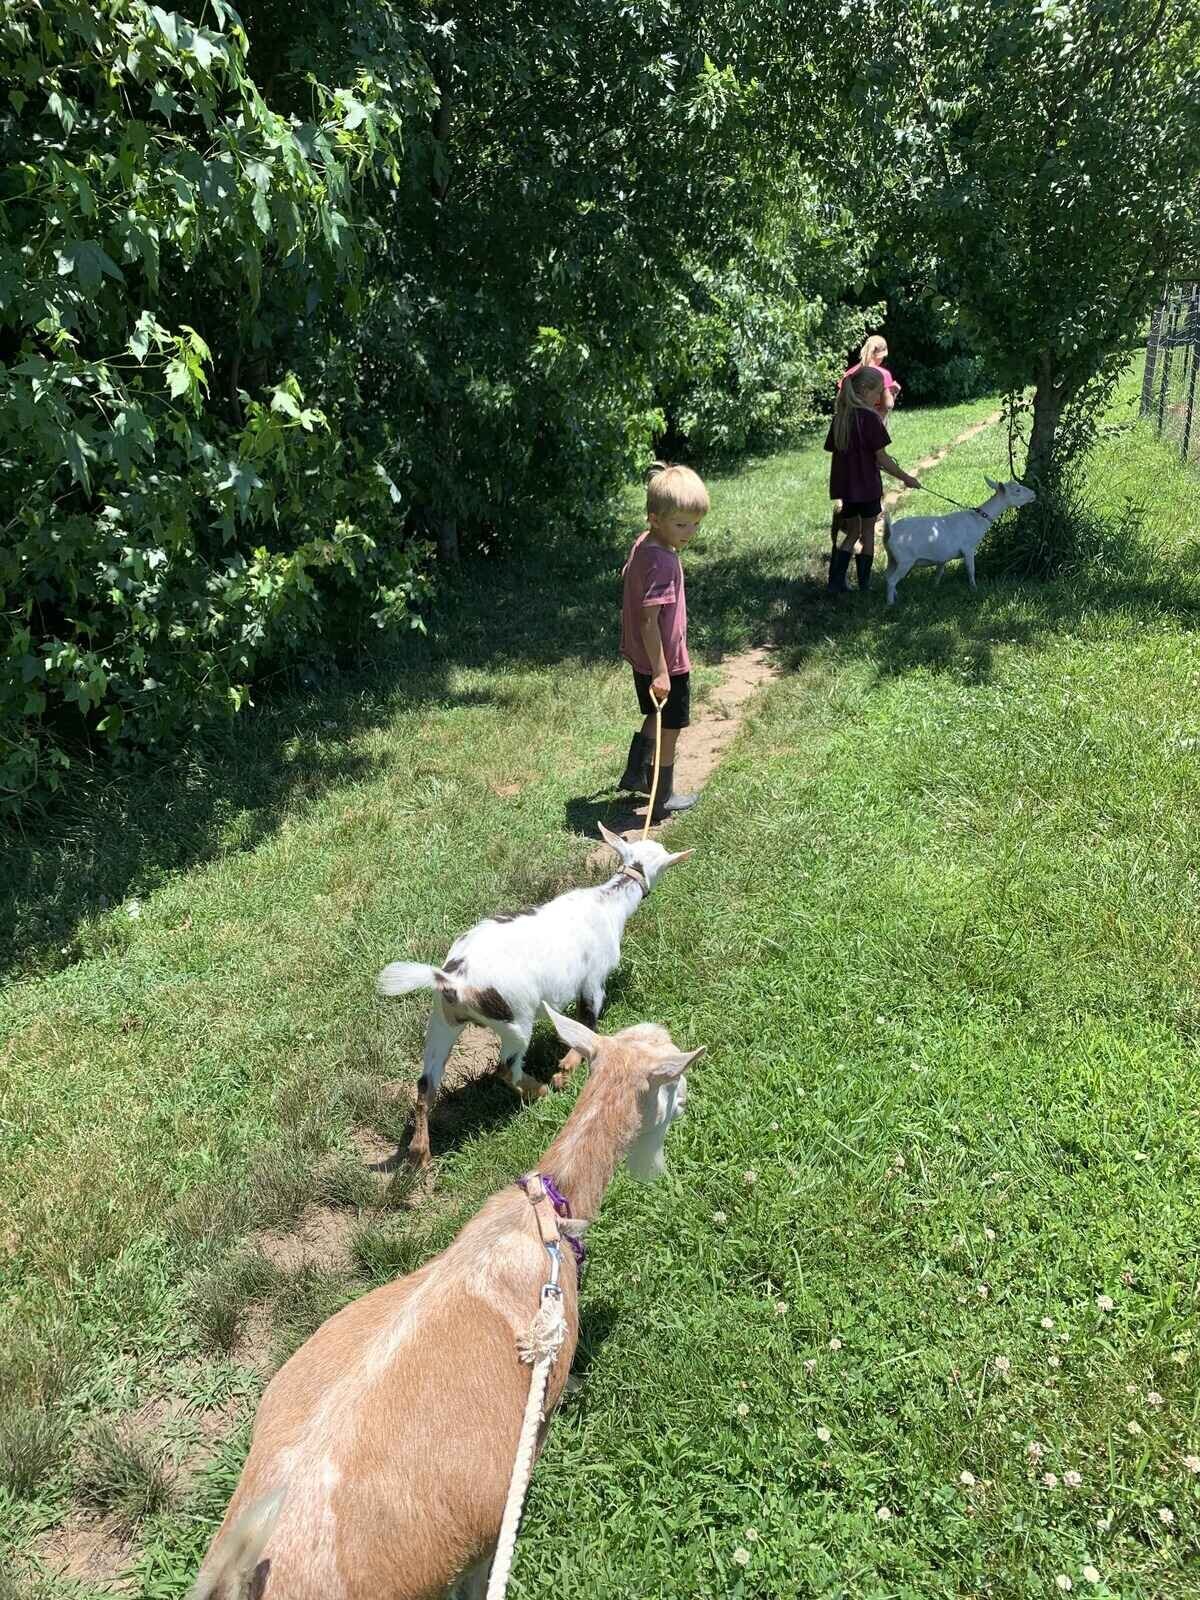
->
[617, 733, 650, 793]
[827, 547, 852, 594]
[649, 765, 697, 822]
[856, 552, 874, 593]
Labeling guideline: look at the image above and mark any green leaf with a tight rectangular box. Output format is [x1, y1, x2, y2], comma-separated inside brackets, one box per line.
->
[165, 358, 192, 399]
[217, 460, 266, 510]
[59, 241, 126, 294]
[251, 189, 271, 235]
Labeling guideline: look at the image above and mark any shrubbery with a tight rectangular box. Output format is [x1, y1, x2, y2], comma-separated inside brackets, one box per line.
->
[0, 1, 429, 814]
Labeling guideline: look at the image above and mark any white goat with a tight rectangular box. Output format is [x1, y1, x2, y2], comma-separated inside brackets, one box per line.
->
[377, 822, 691, 1166]
[883, 477, 1037, 605]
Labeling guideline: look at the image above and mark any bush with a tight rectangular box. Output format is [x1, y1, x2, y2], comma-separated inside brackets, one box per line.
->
[655, 264, 875, 457]
[0, 1, 428, 818]
[984, 467, 1145, 579]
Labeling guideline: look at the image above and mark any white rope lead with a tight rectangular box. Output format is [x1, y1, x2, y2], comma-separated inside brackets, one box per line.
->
[485, 1346, 558, 1600]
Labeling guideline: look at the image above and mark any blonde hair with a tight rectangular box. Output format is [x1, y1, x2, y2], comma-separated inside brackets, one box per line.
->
[645, 461, 710, 518]
[831, 367, 885, 451]
[860, 334, 888, 367]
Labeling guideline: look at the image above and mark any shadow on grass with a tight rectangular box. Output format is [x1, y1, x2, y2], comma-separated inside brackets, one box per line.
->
[5, 494, 1198, 983]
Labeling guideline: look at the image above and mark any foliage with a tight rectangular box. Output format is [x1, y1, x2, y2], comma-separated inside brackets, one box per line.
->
[0, 0, 431, 816]
[860, 0, 1200, 478]
[861, 266, 994, 405]
[655, 254, 875, 457]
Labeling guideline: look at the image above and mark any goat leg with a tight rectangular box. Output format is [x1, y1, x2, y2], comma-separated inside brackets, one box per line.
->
[550, 1047, 585, 1090]
[407, 1075, 433, 1168]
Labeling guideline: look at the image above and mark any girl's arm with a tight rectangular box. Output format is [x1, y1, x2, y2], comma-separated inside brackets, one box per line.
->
[876, 447, 920, 490]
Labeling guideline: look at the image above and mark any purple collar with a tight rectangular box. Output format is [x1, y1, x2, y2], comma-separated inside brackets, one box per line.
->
[516, 1172, 586, 1271]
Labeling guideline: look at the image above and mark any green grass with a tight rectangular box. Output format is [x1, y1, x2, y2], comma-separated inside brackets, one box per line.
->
[2, 374, 1198, 1595]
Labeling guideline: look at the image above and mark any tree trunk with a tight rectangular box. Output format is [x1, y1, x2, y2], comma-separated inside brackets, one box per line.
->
[1026, 357, 1065, 487]
[437, 513, 459, 562]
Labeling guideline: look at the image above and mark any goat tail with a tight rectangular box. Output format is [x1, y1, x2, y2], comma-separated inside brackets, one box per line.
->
[188, 1486, 285, 1600]
[377, 960, 444, 998]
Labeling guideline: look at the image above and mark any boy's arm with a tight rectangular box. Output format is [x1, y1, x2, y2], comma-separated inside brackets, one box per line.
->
[876, 447, 920, 490]
[639, 606, 670, 702]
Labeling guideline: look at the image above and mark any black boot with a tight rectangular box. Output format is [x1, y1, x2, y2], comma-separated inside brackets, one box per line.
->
[617, 733, 650, 793]
[649, 764, 697, 821]
[827, 547, 852, 594]
[855, 552, 874, 593]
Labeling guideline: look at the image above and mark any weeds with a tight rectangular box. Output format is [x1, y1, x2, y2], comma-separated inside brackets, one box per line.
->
[0, 1404, 69, 1500]
[191, 1252, 281, 1354]
[76, 1422, 175, 1531]
[986, 466, 1146, 578]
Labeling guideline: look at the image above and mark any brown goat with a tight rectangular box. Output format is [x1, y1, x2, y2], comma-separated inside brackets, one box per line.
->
[189, 1006, 703, 1600]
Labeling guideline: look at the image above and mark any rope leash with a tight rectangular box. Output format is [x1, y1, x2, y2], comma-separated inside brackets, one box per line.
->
[919, 486, 995, 517]
[641, 694, 665, 842]
[486, 1176, 570, 1600]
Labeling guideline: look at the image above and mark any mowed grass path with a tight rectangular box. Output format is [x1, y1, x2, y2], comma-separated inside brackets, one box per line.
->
[3, 378, 1198, 1596]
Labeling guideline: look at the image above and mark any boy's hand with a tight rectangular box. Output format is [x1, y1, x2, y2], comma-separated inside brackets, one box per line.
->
[651, 671, 670, 704]
[905, 473, 922, 491]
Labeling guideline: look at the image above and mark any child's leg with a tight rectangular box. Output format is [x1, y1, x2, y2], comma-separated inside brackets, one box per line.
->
[830, 501, 842, 553]
[855, 518, 878, 592]
[639, 715, 679, 768]
[828, 514, 867, 593]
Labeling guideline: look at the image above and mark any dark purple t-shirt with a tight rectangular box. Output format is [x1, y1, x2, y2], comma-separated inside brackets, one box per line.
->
[824, 409, 890, 502]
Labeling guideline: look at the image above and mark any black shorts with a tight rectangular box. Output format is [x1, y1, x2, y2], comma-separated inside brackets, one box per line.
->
[633, 670, 690, 729]
[839, 497, 883, 520]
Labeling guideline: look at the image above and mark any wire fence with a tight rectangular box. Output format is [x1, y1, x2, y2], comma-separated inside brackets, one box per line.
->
[1141, 282, 1200, 467]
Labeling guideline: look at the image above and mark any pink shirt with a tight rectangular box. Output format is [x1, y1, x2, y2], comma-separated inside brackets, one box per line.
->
[620, 532, 690, 676]
[839, 362, 901, 412]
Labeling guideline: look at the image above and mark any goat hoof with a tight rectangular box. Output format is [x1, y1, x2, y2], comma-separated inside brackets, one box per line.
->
[518, 1079, 548, 1103]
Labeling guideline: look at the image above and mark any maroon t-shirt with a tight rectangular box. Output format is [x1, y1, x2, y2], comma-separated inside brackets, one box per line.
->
[824, 409, 890, 503]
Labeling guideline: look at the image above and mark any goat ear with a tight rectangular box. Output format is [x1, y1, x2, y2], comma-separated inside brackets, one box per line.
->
[596, 821, 632, 861]
[984, 475, 1001, 492]
[543, 1003, 601, 1061]
[649, 1045, 706, 1084]
[664, 848, 694, 868]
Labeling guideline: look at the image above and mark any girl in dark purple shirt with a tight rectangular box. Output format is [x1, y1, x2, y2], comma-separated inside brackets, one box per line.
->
[824, 368, 921, 595]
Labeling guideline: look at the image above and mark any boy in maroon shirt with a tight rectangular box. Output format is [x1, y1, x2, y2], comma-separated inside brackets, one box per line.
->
[825, 369, 921, 595]
[617, 463, 708, 819]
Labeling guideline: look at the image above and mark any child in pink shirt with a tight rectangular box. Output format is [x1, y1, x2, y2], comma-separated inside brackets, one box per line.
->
[617, 463, 708, 820]
[832, 335, 902, 558]
[839, 334, 902, 413]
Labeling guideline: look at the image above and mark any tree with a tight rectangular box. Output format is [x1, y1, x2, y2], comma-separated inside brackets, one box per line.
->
[859, 0, 1200, 481]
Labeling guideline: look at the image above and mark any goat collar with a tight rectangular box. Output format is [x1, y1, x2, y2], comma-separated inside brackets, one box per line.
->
[516, 1171, 586, 1271]
[618, 862, 650, 895]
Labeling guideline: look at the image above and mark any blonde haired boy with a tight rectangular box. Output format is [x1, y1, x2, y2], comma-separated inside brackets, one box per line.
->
[617, 463, 707, 819]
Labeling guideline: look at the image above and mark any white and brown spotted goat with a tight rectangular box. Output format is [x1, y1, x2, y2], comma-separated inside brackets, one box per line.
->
[377, 823, 691, 1166]
[189, 1006, 703, 1600]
